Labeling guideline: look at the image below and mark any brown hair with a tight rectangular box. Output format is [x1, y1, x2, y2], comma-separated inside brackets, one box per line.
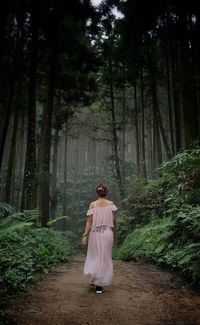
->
[96, 184, 108, 197]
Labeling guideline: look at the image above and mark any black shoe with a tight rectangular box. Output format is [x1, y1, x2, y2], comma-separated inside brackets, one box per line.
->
[96, 286, 103, 294]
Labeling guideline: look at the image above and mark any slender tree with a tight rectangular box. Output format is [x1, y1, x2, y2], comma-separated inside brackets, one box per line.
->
[22, 0, 39, 209]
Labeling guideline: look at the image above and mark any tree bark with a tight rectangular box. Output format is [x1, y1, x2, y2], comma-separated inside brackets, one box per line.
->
[140, 64, 147, 178]
[40, 3, 60, 226]
[177, 11, 199, 148]
[5, 110, 19, 203]
[108, 40, 123, 198]
[165, 34, 175, 155]
[0, 17, 22, 171]
[22, 0, 39, 209]
[63, 123, 68, 216]
[51, 127, 59, 218]
[133, 82, 140, 175]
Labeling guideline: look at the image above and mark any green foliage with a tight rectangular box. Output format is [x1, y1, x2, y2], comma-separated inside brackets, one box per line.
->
[118, 216, 200, 285]
[118, 217, 173, 261]
[0, 209, 73, 310]
[0, 208, 40, 229]
[117, 177, 165, 243]
[117, 147, 200, 287]
[47, 215, 72, 228]
[0, 203, 15, 219]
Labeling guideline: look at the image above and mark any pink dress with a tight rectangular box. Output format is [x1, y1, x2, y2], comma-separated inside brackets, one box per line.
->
[83, 202, 118, 287]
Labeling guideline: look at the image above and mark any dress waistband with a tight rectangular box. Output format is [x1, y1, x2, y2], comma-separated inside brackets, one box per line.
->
[92, 225, 113, 233]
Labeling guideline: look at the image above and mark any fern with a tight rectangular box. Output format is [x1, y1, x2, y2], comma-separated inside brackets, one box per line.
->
[0, 203, 15, 219]
[47, 215, 71, 228]
[0, 209, 74, 310]
[0, 222, 33, 240]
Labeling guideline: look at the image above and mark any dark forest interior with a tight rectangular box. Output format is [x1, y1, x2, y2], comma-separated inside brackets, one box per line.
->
[1, 0, 200, 323]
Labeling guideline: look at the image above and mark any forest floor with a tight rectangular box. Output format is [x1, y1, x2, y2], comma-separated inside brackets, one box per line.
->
[5, 255, 200, 325]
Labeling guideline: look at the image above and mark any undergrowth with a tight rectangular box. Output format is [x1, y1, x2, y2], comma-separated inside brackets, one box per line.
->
[0, 207, 74, 317]
[117, 146, 200, 288]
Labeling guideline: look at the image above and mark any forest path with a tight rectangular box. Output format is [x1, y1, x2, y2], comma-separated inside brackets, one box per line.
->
[6, 256, 200, 325]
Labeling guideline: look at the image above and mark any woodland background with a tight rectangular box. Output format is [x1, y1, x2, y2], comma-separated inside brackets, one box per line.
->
[1, 0, 200, 312]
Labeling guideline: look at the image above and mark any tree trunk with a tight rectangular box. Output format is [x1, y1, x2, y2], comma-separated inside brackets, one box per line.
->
[63, 124, 68, 216]
[0, 21, 21, 171]
[177, 11, 199, 148]
[133, 82, 140, 175]
[170, 36, 182, 152]
[22, 0, 39, 209]
[5, 110, 19, 203]
[121, 75, 126, 182]
[40, 3, 60, 226]
[165, 34, 175, 155]
[148, 44, 162, 168]
[17, 113, 25, 210]
[108, 37, 123, 198]
[51, 127, 59, 218]
[149, 42, 172, 163]
[140, 64, 146, 178]
[0, 1, 8, 134]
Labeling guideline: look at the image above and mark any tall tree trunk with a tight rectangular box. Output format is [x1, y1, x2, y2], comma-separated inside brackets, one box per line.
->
[190, 12, 200, 133]
[152, 105, 162, 169]
[121, 75, 126, 182]
[51, 127, 59, 218]
[170, 36, 182, 152]
[40, 3, 60, 226]
[149, 42, 172, 163]
[148, 44, 162, 168]
[177, 11, 199, 148]
[133, 82, 140, 175]
[5, 110, 19, 203]
[17, 113, 25, 210]
[63, 123, 68, 216]
[157, 105, 172, 160]
[0, 19, 22, 170]
[22, 0, 39, 209]
[0, 1, 8, 134]
[140, 64, 146, 178]
[108, 37, 123, 198]
[165, 34, 175, 155]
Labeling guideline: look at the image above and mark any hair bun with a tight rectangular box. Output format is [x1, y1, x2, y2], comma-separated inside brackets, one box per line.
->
[96, 184, 108, 197]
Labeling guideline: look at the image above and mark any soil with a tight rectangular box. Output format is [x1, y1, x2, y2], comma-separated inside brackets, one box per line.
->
[5, 256, 200, 325]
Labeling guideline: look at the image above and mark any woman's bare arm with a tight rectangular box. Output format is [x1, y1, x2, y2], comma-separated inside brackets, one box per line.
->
[81, 203, 94, 245]
[112, 211, 116, 241]
[82, 214, 93, 237]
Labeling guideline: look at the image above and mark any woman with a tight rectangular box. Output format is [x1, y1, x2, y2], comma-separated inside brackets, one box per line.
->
[81, 184, 117, 294]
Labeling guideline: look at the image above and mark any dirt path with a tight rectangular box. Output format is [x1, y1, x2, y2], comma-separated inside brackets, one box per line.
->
[6, 256, 200, 325]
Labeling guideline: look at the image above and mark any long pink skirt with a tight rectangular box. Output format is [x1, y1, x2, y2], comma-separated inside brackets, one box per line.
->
[84, 228, 114, 286]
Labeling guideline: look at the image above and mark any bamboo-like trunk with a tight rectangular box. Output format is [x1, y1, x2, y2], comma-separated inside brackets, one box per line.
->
[51, 127, 59, 218]
[108, 37, 123, 198]
[140, 64, 147, 178]
[22, 0, 39, 209]
[63, 123, 68, 216]
[0, 25, 21, 170]
[134, 82, 140, 175]
[165, 34, 175, 155]
[5, 110, 19, 203]
[39, 2, 60, 226]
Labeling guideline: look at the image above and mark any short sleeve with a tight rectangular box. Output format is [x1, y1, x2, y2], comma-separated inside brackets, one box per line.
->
[111, 204, 118, 212]
[86, 208, 94, 216]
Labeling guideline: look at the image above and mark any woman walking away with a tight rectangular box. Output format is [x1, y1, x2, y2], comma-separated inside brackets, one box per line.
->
[82, 184, 117, 294]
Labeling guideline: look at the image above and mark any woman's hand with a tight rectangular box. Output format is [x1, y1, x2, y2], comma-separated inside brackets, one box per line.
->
[81, 236, 87, 246]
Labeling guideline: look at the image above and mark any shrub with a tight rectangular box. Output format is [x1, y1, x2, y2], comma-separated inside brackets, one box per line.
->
[117, 147, 200, 287]
[0, 209, 73, 309]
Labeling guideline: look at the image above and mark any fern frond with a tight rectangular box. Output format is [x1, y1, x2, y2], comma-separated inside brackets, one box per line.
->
[0, 222, 33, 239]
[0, 202, 15, 218]
[47, 215, 71, 227]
